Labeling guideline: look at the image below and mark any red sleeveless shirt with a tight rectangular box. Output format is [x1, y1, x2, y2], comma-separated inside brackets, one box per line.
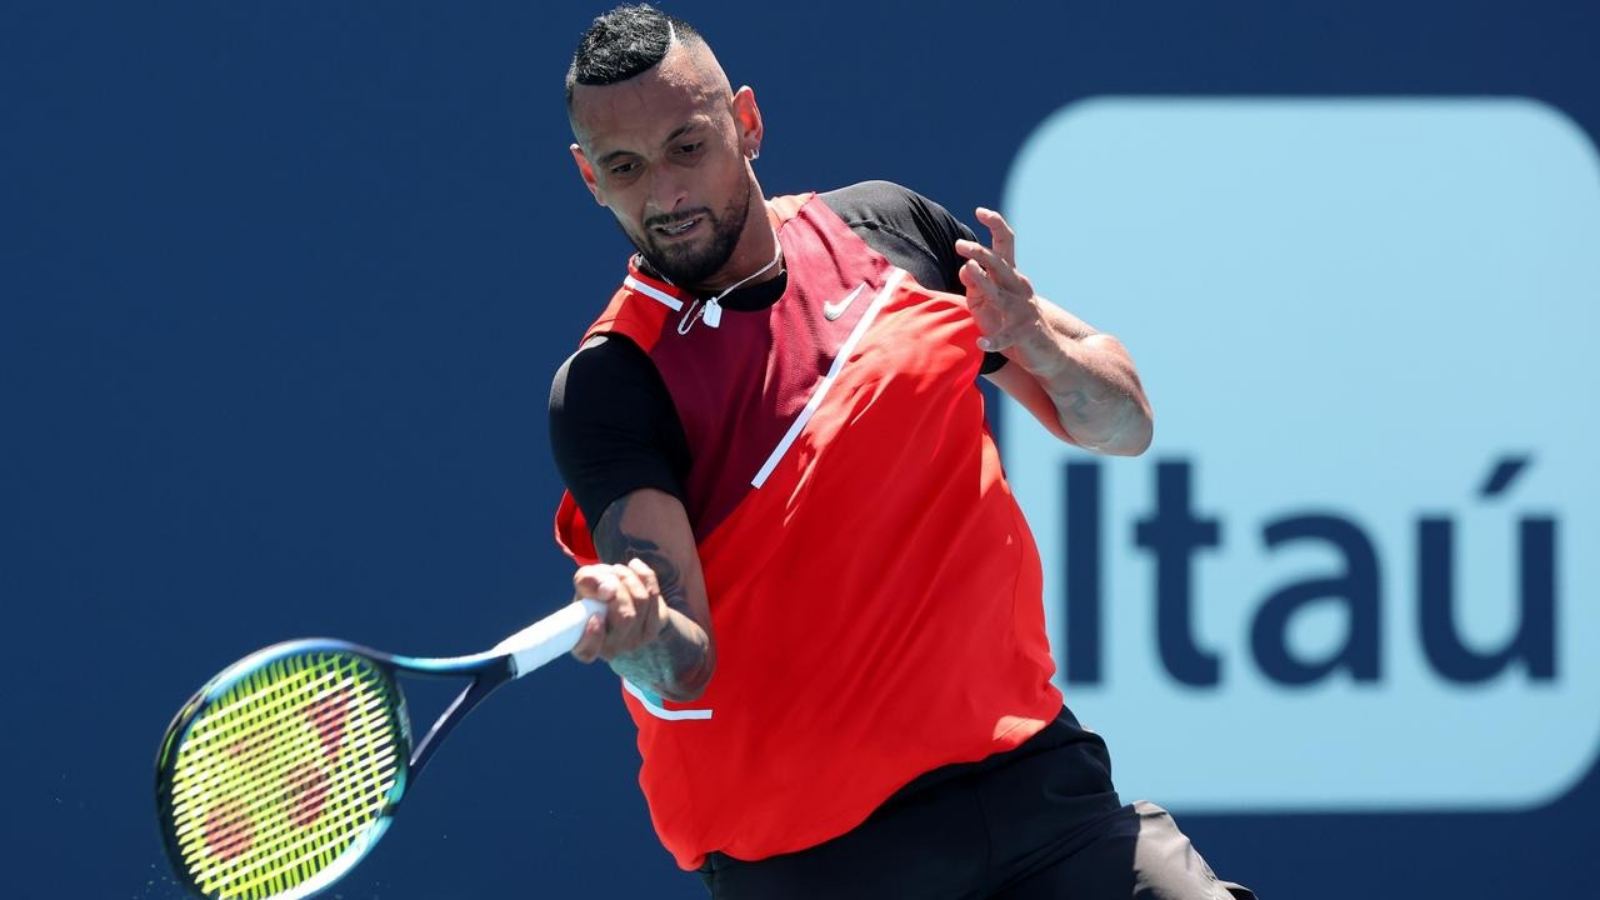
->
[555, 193, 1062, 869]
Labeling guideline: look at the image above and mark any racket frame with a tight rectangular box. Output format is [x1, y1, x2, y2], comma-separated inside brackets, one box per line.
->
[154, 598, 602, 900]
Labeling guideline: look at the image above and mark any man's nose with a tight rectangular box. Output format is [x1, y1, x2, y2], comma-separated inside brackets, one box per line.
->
[646, 168, 690, 218]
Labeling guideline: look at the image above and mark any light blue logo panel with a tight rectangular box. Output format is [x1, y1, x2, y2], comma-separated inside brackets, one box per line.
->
[1000, 98, 1600, 811]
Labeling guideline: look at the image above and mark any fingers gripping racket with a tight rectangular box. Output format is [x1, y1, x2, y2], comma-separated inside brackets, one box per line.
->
[154, 598, 605, 900]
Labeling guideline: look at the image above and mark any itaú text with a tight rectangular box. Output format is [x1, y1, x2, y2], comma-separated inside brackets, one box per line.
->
[1058, 457, 1557, 688]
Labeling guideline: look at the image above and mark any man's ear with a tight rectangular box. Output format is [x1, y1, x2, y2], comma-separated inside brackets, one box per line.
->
[570, 143, 605, 206]
[732, 86, 764, 159]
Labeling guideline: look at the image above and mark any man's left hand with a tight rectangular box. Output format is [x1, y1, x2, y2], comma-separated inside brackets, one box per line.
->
[955, 207, 1047, 359]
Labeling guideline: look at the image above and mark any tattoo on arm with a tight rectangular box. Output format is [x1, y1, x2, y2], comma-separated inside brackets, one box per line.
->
[1059, 389, 1091, 424]
[592, 498, 687, 612]
[592, 494, 712, 699]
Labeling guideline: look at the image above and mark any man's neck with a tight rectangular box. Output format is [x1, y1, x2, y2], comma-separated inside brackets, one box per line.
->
[693, 196, 781, 294]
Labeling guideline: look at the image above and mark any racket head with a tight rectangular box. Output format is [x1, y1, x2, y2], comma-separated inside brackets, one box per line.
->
[155, 640, 413, 900]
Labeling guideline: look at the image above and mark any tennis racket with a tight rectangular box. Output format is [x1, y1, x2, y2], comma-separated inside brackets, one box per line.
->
[154, 597, 606, 900]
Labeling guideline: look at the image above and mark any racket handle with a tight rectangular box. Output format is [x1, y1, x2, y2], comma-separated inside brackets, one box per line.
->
[495, 598, 608, 678]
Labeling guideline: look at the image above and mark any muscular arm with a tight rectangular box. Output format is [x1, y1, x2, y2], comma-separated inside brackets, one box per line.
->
[958, 207, 1154, 456]
[580, 488, 716, 702]
[982, 301, 1154, 455]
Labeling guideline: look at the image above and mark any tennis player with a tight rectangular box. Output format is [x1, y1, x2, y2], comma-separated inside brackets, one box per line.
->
[549, 5, 1254, 898]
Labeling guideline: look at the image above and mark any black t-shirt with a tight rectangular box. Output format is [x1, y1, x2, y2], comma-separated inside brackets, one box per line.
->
[548, 180, 1005, 526]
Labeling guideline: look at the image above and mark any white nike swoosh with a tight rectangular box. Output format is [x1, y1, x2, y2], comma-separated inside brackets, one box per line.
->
[823, 282, 867, 321]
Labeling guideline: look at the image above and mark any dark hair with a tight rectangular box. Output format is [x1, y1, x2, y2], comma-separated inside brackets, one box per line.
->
[565, 4, 703, 108]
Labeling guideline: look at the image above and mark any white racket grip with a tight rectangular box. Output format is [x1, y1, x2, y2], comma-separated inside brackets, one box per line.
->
[494, 598, 607, 678]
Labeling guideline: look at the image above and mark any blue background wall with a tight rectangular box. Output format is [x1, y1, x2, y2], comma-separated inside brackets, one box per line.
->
[4, 1, 1595, 897]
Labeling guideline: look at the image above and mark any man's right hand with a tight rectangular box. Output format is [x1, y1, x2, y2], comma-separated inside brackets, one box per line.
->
[569, 559, 669, 664]
[567, 488, 716, 702]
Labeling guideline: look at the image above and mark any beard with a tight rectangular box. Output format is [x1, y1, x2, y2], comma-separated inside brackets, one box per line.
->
[624, 176, 753, 289]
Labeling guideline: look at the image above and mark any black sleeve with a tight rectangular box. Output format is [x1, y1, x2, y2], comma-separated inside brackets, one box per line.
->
[818, 180, 1008, 374]
[548, 334, 691, 528]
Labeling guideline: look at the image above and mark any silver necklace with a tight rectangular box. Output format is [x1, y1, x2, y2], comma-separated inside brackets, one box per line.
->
[677, 230, 783, 335]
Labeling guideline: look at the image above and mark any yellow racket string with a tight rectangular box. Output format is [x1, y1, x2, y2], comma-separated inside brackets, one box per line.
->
[187, 655, 397, 896]
[167, 651, 405, 899]
[174, 653, 401, 897]
[174, 668, 368, 806]
[172, 685, 389, 813]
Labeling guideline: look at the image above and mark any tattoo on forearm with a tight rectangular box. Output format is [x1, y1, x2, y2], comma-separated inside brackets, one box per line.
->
[1059, 389, 1091, 424]
[593, 499, 687, 611]
[592, 495, 712, 699]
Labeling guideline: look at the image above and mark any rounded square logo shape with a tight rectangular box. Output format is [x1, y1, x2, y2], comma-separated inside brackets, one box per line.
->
[1000, 97, 1600, 812]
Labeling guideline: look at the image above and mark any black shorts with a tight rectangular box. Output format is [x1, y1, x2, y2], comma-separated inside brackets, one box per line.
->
[697, 706, 1256, 900]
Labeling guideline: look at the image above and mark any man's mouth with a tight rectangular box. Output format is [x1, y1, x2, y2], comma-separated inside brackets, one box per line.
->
[652, 215, 703, 239]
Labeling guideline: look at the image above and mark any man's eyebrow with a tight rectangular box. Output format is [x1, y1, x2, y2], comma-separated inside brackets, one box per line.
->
[661, 122, 701, 145]
[595, 122, 703, 168]
[595, 147, 637, 167]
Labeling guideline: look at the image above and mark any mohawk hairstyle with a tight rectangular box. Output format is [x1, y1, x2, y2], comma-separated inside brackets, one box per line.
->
[565, 4, 704, 108]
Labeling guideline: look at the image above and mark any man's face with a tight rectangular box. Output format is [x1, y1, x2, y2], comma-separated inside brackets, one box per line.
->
[569, 43, 756, 289]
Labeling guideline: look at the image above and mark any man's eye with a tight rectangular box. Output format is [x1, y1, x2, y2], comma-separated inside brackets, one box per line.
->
[678, 142, 703, 154]
[610, 161, 638, 176]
